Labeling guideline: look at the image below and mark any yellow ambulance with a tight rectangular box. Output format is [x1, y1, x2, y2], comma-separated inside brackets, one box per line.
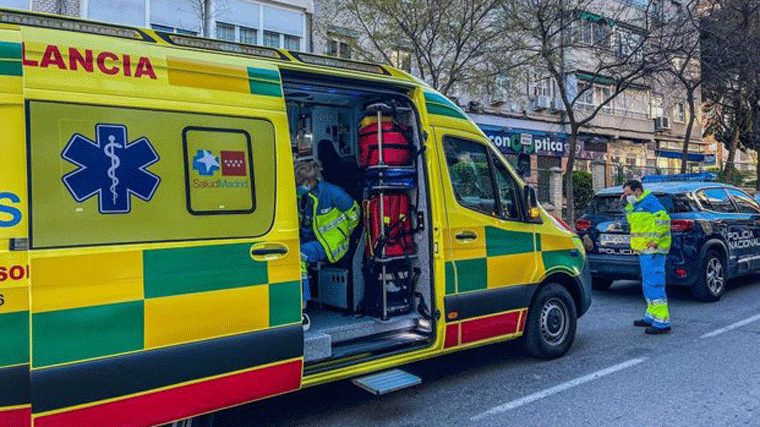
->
[0, 8, 591, 427]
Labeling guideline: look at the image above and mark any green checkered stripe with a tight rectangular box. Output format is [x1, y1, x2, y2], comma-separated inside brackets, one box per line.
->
[0, 310, 29, 367]
[424, 91, 468, 120]
[446, 227, 537, 294]
[445, 228, 584, 295]
[30, 243, 300, 368]
[0, 41, 22, 77]
[248, 66, 282, 97]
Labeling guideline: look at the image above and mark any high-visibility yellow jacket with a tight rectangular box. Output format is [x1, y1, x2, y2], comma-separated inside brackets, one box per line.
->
[298, 181, 360, 263]
[624, 190, 671, 255]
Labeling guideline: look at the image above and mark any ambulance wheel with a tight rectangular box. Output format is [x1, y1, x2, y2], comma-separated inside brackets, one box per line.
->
[524, 283, 577, 360]
[692, 250, 725, 302]
[592, 278, 614, 291]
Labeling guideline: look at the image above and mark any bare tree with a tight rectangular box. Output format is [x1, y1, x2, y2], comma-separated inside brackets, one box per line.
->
[504, 0, 662, 221]
[324, 0, 524, 96]
[701, 0, 760, 178]
[651, 0, 706, 174]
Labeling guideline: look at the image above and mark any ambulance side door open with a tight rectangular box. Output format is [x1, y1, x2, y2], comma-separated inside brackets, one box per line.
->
[436, 128, 540, 348]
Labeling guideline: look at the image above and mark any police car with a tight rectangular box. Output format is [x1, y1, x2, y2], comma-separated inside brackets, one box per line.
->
[576, 173, 760, 301]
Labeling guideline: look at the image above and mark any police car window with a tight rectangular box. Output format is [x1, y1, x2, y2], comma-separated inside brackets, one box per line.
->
[493, 159, 521, 220]
[697, 188, 737, 213]
[589, 196, 624, 215]
[444, 137, 498, 217]
[726, 188, 760, 214]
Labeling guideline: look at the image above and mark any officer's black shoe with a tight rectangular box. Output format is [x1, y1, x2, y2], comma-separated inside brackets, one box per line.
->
[644, 326, 671, 335]
[633, 319, 652, 327]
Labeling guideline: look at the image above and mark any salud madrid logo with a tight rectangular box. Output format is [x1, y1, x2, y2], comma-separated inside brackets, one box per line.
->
[192, 149, 249, 189]
[62, 124, 161, 214]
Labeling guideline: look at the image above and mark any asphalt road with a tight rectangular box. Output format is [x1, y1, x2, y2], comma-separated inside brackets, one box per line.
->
[213, 276, 760, 427]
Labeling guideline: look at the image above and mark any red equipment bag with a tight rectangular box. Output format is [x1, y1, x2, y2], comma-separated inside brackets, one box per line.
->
[363, 193, 415, 258]
[358, 118, 413, 168]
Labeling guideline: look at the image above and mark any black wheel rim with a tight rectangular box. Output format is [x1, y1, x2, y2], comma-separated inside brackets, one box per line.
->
[540, 297, 570, 346]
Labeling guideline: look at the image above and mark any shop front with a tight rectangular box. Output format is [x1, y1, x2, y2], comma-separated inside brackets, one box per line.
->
[478, 124, 608, 203]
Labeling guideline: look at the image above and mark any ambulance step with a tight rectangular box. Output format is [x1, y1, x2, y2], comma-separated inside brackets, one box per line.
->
[352, 369, 421, 395]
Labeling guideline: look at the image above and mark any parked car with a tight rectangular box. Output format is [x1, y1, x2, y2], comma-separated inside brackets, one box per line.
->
[576, 173, 760, 301]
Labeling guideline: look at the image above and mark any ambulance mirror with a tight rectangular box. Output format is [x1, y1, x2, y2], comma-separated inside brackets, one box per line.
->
[524, 186, 542, 222]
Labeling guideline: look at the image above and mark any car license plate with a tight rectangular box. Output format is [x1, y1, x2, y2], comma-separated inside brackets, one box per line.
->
[600, 233, 630, 246]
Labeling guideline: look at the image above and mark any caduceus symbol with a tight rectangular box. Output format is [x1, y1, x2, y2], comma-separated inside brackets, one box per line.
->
[104, 135, 122, 205]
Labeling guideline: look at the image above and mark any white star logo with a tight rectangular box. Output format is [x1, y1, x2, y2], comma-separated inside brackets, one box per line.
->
[197, 150, 220, 174]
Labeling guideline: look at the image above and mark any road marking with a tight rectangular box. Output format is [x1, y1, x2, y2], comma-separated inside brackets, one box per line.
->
[701, 313, 760, 339]
[470, 358, 647, 422]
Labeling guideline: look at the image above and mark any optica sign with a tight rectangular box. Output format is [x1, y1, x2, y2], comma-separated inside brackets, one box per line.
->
[479, 125, 566, 157]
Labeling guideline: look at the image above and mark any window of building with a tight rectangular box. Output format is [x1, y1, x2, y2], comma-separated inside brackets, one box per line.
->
[263, 30, 280, 48]
[391, 48, 412, 72]
[650, 96, 664, 118]
[575, 18, 612, 48]
[240, 26, 258, 44]
[596, 86, 613, 113]
[151, 24, 198, 35]
[216, 22, 236, 41]
[284, 34, 301, 50]
[577, 82, 595, 110]
[327, 38, 352, 59]
[616, 28, 644, 61]
[672, 102, 686, 122]
[534, 77, 554, 98]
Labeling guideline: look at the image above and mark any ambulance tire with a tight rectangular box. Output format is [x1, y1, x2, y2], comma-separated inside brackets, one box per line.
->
[523, 283, 577, 360]
[692, 249, 725, 302]
[591, 278, 614, 291]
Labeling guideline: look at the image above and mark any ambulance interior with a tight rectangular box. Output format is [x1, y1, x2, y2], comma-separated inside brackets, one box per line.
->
[282, 72, 435, 368]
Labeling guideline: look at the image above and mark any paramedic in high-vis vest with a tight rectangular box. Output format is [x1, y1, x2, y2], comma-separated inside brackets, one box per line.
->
[622, 179, 672, 335]
[295, 160, 360, 330]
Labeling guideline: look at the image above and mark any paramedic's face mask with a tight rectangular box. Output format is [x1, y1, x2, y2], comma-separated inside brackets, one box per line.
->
[297, 178, 315, 195]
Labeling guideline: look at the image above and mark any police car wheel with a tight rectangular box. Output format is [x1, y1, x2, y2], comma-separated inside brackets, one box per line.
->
[524, 283, 577, 360]
[693, 250, 725, 302]
[592, 278, 614, 291]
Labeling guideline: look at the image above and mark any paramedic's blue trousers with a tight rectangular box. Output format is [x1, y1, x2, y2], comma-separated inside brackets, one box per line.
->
[301, 240, 327, 305]
[639, 253, 670, 328]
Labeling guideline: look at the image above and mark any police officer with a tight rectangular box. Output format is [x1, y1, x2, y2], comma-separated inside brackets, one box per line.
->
[622, 179, 672, 334]
[295, 160, 360, 330]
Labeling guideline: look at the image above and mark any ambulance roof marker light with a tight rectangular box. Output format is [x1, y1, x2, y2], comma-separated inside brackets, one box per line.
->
[161, 33, 285, 60]
[0, 10, 144, 40]
[289, 51, 389, 75]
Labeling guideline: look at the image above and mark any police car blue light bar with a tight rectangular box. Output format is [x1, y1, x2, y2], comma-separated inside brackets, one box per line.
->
[642, 172, 717, 183]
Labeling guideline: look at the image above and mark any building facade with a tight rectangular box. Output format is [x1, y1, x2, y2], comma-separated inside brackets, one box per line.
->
[1, 0, 313, 52]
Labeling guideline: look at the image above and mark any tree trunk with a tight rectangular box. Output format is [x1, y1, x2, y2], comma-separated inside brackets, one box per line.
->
[724, 123, 740, 178]
[680, 92, 697, 174]
[564, 129, 579, 223]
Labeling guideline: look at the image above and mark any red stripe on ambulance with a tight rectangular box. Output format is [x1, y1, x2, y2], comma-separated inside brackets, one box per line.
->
[34, 359, 302, 427]
[460, 311, 521, 344]
[0, 407, 31, 427]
